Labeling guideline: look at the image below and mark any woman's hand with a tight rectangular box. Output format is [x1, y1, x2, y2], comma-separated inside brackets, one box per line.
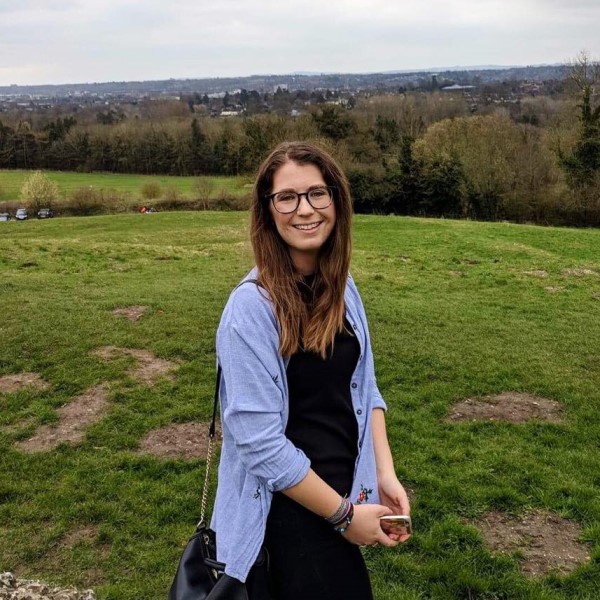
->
[377, 473, 411, 543]
[341, 503, 398, 547]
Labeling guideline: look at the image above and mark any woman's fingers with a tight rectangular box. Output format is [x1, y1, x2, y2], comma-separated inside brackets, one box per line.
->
[377, 532, 399, 548]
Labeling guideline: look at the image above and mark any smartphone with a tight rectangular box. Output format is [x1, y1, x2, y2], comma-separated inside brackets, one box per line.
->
[380, 515, 412, 535]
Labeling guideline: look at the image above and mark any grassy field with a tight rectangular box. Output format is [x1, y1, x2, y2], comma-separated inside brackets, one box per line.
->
[0, 169, 250, 203]
[1, 213, 599, 599]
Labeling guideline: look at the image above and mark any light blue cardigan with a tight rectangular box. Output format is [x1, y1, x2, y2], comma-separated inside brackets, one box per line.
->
[211, 268, 387, 582]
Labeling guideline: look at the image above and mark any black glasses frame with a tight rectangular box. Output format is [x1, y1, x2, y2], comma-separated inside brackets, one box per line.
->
[266, 186, 336, 214]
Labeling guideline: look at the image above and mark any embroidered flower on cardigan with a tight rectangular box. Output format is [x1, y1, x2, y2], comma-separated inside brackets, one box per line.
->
[356, 484, 373, 504]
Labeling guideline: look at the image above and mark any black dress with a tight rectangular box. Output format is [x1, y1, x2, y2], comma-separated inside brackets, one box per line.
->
[264, 279, 374, 600]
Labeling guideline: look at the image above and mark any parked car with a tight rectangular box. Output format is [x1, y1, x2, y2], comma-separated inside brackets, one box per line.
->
[37, 208, 54, 219]
[15, 208, 28, 221]
[0, 212, 10, 222]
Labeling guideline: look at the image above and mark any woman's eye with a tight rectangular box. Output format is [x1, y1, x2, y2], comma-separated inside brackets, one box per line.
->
[276, 193, 297, 203]
[310, 189, 327, 198]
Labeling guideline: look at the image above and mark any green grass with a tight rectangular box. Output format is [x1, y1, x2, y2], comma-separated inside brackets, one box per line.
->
[1, 213, 599, 599]
[0, 169, 250, 203]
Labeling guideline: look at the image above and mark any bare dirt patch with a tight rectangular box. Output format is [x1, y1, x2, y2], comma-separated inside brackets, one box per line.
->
[0, 572, 95, 600]
[544, 286, 565, 294]
[0, 373, 51, 394]
[523, 270, 549, 278]
[91, 346, 178, 386]
[111, 305, 149, 322]
[448, 270, 465, 277]
[137, 421, 221, 460]
[446, 392, 563, 424]
[474, 511, 590, 577]
[15, 385, 109, 453]
[61, 525, 100, 548]
[561, 268, 598, 277]
[0, 417, 37, 434]
[592, 291, 600, 301]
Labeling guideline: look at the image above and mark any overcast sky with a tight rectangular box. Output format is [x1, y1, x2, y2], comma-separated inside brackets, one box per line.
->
[1, 0, 599, 86]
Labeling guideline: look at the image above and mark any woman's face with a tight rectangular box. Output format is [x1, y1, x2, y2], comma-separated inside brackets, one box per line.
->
[269, 161, 336, 275]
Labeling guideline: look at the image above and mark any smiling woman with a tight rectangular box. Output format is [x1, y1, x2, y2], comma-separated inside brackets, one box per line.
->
[207, 141, 411, 599]
[267, 162, 337, 276]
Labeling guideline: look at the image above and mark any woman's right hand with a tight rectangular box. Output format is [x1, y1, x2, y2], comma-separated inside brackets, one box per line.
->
[341, 504, 399, 547]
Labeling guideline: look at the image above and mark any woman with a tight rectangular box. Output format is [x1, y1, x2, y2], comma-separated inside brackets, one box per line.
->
[211, 141, 411, 599]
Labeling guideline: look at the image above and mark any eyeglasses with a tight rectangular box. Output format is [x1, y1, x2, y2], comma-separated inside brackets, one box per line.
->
[266, 186, 335, 214]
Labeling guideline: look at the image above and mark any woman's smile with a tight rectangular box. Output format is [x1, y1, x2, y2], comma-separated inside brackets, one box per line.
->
[292, 221, 323, 231]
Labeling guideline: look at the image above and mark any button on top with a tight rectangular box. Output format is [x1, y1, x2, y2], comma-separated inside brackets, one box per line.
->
[351, 382, 357, 389]
[356, 409, 363, 415]
[353, 323, 358, 330]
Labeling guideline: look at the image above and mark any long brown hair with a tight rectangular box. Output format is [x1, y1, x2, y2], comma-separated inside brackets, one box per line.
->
[251, 141, 353, 359]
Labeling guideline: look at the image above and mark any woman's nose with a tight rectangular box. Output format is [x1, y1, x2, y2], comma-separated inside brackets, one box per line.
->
[296, 194, 315, 215]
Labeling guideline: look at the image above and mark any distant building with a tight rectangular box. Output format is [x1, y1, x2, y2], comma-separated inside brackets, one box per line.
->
[441, 84, 476, 91]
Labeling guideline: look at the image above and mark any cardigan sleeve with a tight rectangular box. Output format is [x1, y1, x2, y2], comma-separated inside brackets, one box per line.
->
[217, 283, 311, 492]
[347, 275, 387, 412]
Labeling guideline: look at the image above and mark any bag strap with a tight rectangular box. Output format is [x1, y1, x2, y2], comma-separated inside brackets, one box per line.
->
[198, 363, 221, 527]
[198, 278, 262, 527]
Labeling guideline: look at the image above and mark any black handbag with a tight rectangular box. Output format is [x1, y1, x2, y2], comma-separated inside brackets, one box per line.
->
[169, 365, 272, 600]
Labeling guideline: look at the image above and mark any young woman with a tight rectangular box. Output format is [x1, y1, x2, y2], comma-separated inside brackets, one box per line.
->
[211, 141, 411, 599]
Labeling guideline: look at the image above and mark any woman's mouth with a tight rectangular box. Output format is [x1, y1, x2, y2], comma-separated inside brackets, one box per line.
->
[292, 222, 322, 231]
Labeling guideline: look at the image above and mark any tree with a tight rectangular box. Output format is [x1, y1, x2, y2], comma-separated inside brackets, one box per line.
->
[189, 118, 211, 174]
[413, 114, 523, 220]
[559, 51, 600, 188]
[373, 115, 400, 151]
[20, 171, 59, 211]
[385, 135, 426, 215]
[312, 105, 355, 141]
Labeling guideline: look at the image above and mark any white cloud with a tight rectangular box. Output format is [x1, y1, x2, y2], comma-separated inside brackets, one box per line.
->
[0, 0, 598, 85]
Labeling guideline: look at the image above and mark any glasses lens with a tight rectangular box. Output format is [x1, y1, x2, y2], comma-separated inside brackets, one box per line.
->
[273, 192, 298, 213]
[308, 187, 332, 208]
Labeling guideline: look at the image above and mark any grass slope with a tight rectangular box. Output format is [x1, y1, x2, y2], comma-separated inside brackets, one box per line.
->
[0, 169, 249, 203]
[1, 213, 599, 599]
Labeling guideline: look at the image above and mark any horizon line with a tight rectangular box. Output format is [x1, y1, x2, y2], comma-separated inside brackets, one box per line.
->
[0, 62, 567, 89]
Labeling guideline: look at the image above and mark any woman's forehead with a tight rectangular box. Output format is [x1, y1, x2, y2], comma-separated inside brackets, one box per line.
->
[272, 161, 325, 189]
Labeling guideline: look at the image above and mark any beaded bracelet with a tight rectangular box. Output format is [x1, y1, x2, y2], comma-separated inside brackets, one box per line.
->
[325, 496, 350, 525]
[333, 502, 354, 534]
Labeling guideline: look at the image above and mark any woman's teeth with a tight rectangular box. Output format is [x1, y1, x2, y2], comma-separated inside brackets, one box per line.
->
[294, 222, 321, 230]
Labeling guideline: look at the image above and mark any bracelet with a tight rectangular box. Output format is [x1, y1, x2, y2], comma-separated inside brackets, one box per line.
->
[325, 496, 350, 525]
[333, 502, 354, 534]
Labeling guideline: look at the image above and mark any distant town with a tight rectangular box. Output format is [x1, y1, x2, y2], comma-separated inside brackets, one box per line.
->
[0, 64, 569, 119]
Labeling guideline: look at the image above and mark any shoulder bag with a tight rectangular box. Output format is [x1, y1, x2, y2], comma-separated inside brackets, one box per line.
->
[168, 363, 272, 600]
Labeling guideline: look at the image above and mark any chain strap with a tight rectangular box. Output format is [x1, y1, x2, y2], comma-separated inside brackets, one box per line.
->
[196, 281, 259, 529]
[198, 434, 214, 526]
[196, 364, 222, 528]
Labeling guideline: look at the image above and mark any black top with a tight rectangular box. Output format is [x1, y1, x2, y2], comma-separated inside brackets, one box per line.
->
[285, 276, 360, 497]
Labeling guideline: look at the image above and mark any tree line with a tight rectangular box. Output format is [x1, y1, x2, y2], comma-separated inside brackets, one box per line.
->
[1, 57, 599, 226]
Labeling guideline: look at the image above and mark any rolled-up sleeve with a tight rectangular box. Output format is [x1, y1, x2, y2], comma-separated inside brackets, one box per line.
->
[217, 286, 311, 492]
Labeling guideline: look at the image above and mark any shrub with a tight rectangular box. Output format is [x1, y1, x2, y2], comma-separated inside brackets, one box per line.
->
[209, 189, 251, 211]
[20, 171, 60, 211]
[141, 181, 162, 200]
[62, 187, 132, 216]
[162, 184, 181, 203]
[192, 178, 215, 209]
[63, 187, 104, 216]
